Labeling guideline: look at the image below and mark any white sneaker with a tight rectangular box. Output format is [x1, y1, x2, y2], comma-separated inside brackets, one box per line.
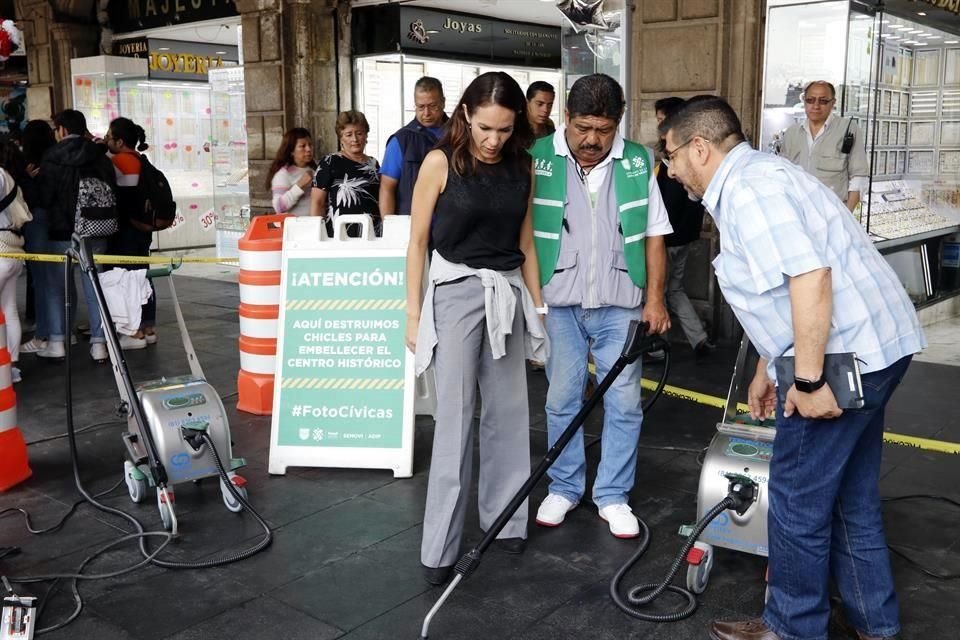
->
[598, 503, 640, 539]
[37, 341, 66, 359]
[119, 335, 148, 350]
[144, 332, 158, 345]
[11, 366, 21, 383]
[536, 494, 578, 527]
[20, 338, 47, 354]
[90, 343, 108, 363]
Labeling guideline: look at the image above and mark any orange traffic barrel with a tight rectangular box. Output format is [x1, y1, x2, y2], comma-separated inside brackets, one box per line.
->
[0, 311, 30, 492]
[237, 214, 291, 415]
[239, 214, 289, 272]
[239, 303, 279, 339]
[237, 336, 277, 416]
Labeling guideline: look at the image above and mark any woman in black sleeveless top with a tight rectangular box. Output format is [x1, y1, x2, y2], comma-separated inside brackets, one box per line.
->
[406, 72, 547, 585]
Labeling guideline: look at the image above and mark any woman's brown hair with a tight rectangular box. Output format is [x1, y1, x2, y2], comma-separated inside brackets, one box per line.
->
[436, 71, 533, 176]
[335, 111, 370, 139]
[265, 127, 314, 190]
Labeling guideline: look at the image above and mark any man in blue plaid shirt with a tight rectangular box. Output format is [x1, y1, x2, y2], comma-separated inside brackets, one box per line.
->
[659, 98, 925, 640]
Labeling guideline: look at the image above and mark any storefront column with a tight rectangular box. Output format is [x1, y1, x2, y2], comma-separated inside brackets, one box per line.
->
[629, 0, 764, 339]
[15, 0, 99, 118]
[236, 0, 345, 215]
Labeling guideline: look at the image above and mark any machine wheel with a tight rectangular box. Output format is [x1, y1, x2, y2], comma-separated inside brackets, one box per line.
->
[220, 474, 247, 513]
[157, 488, 175, 531]
[125, 461, 147, 504]
[686, 543, 714, 594]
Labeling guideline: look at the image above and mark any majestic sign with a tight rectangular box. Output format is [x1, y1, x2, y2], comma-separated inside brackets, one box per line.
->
[353, 5, 562, 68]
[109, 0, 238, 34]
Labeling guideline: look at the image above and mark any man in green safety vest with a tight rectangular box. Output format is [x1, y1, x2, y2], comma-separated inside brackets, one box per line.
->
[531, 74, 672, 538]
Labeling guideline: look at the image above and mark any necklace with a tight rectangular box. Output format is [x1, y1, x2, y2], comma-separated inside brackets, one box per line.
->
[573, 150, 610, 183]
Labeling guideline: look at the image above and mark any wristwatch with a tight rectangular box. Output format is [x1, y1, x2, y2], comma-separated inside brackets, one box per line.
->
[794, 374, 827, 393]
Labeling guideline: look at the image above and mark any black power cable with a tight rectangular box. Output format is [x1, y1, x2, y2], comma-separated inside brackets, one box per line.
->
[607, 476, 758, 622]
[609, 497, 735, 622]
[1, 244, 272, 635]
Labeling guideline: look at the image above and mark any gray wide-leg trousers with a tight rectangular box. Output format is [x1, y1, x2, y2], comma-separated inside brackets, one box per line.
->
[420, 278, 530, 569]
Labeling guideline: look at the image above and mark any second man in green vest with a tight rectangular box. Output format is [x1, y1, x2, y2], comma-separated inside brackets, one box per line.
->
[531, 74, 672, 538]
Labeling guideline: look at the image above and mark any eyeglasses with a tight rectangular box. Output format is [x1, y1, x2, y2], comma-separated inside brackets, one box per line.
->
[663, 138, 693, 163]
[803, 97, 835, 106]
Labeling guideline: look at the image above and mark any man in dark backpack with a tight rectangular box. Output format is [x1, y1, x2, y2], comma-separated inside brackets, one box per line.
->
[36, 109, 117, 362]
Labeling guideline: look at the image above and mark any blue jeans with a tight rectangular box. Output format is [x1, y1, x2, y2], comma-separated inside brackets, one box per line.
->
[544, 305, 644, 508]
[21, 209, 51, 339]
[764, 356, 912, 640]
[47, 238, 108, 345]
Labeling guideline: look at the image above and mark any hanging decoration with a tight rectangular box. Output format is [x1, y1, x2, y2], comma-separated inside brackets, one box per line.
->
[556, 0, 621, 32]
[0, 19, 23, 62]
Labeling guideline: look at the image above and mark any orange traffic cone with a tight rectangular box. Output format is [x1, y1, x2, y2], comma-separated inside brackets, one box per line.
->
[0, 309, 30, 491]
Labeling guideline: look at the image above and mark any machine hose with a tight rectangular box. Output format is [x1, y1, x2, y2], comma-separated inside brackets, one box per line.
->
[1, 247, 273, 635]
[608, 496, 736, 622]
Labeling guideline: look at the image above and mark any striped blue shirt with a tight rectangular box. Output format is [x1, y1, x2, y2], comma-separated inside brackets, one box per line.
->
[702, 142, 925, 378]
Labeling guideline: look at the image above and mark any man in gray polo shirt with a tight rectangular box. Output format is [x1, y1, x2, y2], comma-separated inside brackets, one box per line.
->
[529, 74, 672, 538]
[779, 80, 868, 212]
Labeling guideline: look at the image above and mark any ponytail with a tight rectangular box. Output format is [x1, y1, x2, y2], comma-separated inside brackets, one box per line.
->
[135, 125, 149, 152]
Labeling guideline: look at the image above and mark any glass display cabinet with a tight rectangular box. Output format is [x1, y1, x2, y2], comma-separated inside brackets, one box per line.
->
[71, 56, 250, 251]
[761, 1, 960, 305]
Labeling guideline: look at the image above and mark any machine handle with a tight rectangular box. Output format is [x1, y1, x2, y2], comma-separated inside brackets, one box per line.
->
[122, 432, 148, 467]
[620, 320, 669, 364]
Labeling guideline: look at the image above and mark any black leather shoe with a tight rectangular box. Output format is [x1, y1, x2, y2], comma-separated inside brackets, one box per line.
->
[695, 339, 717, 359]
[422, 564, 453, 586]
[493, 537, 526, 555]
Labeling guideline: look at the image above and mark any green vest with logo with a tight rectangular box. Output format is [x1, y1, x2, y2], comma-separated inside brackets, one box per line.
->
[531, 135, 650, 288]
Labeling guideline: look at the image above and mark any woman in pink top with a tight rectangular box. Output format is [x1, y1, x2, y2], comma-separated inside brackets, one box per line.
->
[266, 128, 315, 216]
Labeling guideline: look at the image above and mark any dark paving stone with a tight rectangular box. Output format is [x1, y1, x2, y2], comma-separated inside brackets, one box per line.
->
[0, 491, 127, 569]
[535, 578, 739, 640]
[337, 590, 539, 640]
[271, 525, 428, 631]
[39, 610, 140, 640]
[457, 545, 600, 621]
[163, 595, 342, 640]
[233, 460, 398, 529]
[87, 566, 260, 639]
[9, 274, 959, 640]
[212, 496, 423, 592]
[880, 465, 960, 503]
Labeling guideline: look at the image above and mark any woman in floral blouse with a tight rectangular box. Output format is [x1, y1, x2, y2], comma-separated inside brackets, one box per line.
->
[311, 110, 381, 236]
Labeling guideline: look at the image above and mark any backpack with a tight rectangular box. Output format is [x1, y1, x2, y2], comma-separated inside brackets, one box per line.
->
[75, 173, 118, 238]
[137, 155, 177, 230]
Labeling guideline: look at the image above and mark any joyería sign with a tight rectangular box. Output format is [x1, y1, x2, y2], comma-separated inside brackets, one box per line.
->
[915, 0, 960, 16]
[113, 37, 238, 81]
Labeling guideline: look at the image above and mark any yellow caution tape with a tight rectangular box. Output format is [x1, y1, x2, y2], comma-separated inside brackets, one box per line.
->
[590, 363, 959, 455]
[0, 251, 238, 264]
[878, 432, 960, 455]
